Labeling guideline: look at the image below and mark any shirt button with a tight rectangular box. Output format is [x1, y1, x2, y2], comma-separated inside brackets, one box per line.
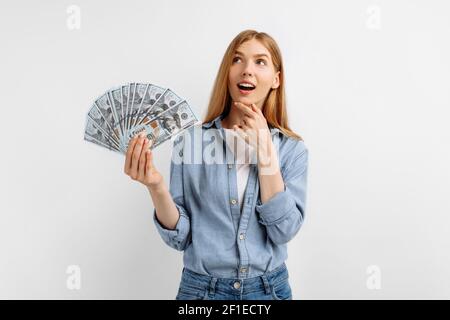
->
[240, 267, 247, 273]
[239, 233, 245, 240]
[230, 199, 237, 205]
[233, 281, 241, 289]
[228, 164, 233, 169]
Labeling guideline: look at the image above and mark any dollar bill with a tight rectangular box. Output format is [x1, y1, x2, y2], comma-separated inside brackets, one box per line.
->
[94, 93, 122, 145]
[137, 88, 183, 126]
[86, 103, 122, 149]
[120, 84, 129, 136]
[84, 116, 122, 152]
[110, 86, 125, 138]
[126, 83, 136, 132]
[133, 83, 166, 127]
[124, 100, 199, 150]
[128, 83, 147, 130]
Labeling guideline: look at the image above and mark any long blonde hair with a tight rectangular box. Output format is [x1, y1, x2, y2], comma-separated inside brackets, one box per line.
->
[203, 30, 303, 141]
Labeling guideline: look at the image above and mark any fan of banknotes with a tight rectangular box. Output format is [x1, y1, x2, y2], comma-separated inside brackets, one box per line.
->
[84, 83, 200, 154]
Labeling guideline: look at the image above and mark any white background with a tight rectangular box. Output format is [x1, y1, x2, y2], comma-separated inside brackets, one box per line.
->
[1, 0, 449, 299]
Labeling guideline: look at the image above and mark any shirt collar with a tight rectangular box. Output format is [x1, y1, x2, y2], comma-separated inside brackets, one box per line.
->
[202, 113, 281, 136]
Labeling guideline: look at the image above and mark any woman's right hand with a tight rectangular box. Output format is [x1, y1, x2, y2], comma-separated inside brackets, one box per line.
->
[124, 132, 163, 189]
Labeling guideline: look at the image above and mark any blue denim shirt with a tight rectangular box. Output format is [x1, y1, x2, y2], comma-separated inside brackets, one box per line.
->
[153, 113, 309, 279]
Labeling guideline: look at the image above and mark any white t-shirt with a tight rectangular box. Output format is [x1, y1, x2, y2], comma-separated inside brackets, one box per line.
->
[223, 128, 255, 213]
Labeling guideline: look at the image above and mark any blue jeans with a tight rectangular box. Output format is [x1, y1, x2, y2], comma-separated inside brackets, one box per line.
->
[175, 263, 292, 300]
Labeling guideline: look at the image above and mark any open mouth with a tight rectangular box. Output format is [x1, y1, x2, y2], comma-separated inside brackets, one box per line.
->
[237, 82, 256, 92]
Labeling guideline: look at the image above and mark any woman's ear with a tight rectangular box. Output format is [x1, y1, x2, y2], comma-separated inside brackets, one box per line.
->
[272, 71, 280, 89]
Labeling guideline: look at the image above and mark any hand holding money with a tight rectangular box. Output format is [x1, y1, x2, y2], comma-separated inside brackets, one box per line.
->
[124, 132, 163, 189]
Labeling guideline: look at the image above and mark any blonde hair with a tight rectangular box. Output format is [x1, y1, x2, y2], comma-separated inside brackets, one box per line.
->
[203, 30, 303, 141]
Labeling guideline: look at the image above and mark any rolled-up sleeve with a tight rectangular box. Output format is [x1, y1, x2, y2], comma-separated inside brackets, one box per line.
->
[153, 136, 191, 251]
[153, 206, 191, 251]
[256, 143, 309, 245]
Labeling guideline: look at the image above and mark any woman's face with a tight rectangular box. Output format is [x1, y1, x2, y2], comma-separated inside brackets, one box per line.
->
[228, 38, 280, 109]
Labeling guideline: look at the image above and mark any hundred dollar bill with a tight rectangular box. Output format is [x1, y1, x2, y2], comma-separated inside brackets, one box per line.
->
[120, 84, 129, 136]
[137, 88, 183, 126]
[86, 103, 122, 149]
[84, 117, 122, 152]
[107, 91, 123, 137]
[94, 93, 122, 144]
[110, 86, 125, 138]
[128, 83, 147, 130]
[126, 83, 136, 132]
[132, 83, 166, 127]
[124, 100, 199, 150]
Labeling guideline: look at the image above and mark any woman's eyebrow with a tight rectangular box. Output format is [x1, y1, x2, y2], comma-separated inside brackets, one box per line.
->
[234, 50, 269, 58]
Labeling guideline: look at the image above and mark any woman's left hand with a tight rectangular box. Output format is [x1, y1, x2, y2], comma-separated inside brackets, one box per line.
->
[233, 101, 271, 152]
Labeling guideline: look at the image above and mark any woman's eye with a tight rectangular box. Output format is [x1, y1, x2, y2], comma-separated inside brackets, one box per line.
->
[232, 57, 266, 65]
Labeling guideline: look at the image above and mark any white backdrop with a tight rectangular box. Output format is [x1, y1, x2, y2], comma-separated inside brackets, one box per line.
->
[1, 0, 449, 299]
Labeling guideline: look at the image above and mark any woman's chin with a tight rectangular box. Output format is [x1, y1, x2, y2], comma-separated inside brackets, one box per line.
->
[232, 97, 255, 105]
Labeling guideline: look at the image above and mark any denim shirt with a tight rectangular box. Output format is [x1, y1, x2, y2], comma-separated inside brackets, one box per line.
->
[153, 113, 309, 279]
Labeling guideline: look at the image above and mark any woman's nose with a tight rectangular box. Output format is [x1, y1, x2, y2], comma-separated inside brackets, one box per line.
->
[242, 69, 253, 77]
[242, 63, 254, 77]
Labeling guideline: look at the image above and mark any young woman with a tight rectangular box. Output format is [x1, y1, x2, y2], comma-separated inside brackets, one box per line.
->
[124, 30, 309, 300]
